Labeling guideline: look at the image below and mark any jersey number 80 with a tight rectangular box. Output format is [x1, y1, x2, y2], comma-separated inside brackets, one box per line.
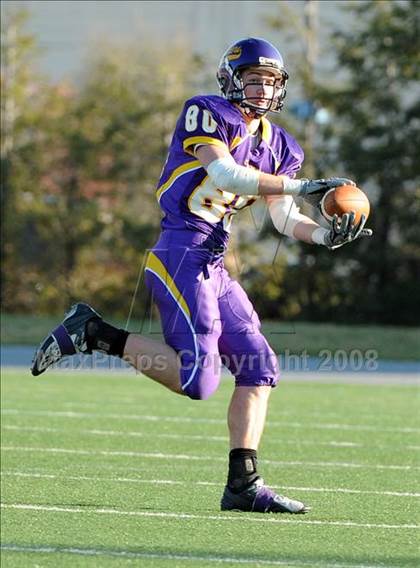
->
[185, 105, 218, 133]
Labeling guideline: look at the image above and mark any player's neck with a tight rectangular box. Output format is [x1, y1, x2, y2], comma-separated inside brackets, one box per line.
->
[245, 116, 261, 135]
[235, 104, 262, 134]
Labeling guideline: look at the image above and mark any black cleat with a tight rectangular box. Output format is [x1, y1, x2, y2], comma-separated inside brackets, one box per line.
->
[31, 303, 102, 376]
[221, 477, 310, 514]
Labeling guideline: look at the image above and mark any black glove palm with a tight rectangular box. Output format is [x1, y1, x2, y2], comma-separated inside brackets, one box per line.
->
[325, 213, 373, 250]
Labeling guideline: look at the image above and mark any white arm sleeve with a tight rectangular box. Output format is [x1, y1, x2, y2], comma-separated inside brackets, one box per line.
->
[206, 156, 260, 196]
[268, 196, 307, 238]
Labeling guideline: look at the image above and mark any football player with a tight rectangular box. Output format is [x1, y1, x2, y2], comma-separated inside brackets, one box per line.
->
[31, 38, 372, 514]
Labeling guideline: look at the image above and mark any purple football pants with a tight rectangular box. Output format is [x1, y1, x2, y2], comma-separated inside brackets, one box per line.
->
[145, 230, 279, 400]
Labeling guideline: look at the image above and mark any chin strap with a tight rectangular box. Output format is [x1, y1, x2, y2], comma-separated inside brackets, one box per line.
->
[240, 103, 268, 119]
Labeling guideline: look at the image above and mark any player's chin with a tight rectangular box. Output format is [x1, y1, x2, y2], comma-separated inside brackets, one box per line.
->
[255, 102, 273, 114]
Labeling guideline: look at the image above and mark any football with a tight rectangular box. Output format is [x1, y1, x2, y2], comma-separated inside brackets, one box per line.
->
[320, 185, 370, 225]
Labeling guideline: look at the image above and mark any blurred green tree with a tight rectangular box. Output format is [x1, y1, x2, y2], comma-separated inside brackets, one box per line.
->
[1, 11, 202, 318]
[319, 0, 420, 324]
[27, 40, 202, 318]
[1, 9, 41, 310]
[247, 0, 420, 325]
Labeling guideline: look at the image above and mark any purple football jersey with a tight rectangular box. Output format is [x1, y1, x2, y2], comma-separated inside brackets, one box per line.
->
[156, 95, 304, 247]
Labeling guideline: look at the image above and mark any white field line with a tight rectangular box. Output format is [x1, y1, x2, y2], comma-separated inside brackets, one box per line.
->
[1, 445, 419, 471]
[1, 424, 225, 442]
[2, 470, 419, 498]
[7, 398, 416, 423]
[2, 408, 420, 434]
[0, 543, 398, 568]
[13, 398, 420, 428]
[4, 424, 419, 451]
[1, 503, 418, 530]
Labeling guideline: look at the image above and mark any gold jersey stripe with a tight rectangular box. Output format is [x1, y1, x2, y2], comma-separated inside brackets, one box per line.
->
[145, 252, 191, 319]
[183, 136, 229, 155]
[229, 136, 244, 151]
[156, 160, 201, 201]
[261, 117, 272, 144]
[260, 118, 281, 171]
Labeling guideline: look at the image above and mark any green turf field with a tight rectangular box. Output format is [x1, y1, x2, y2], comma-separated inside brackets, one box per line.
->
[1, 368, 419, 567]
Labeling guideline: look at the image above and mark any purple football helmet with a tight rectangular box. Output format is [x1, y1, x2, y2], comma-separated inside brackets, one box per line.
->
[217, 37, 289, 115]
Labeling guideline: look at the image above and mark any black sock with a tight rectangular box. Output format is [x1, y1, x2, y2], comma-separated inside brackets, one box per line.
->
[227, 448, 259, 494]
[86, 319, 129, 358]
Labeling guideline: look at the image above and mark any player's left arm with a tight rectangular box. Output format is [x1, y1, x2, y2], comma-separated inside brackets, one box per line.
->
[265, 195, 317, 244]
[266, 195, 372, 249]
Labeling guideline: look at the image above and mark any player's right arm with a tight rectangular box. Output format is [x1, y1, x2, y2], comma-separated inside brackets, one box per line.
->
[195, 144, 353, 201]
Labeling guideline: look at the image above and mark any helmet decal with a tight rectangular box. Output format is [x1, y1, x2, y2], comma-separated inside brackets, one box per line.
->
[227, 46, 242, 61]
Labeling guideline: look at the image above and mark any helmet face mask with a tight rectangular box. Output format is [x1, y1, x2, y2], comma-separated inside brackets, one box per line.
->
[217, 38, 289, 116]
[235, 67, 287, 114]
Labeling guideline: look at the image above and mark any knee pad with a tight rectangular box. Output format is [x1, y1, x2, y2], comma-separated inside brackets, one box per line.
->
[181, 353, 221, 400]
